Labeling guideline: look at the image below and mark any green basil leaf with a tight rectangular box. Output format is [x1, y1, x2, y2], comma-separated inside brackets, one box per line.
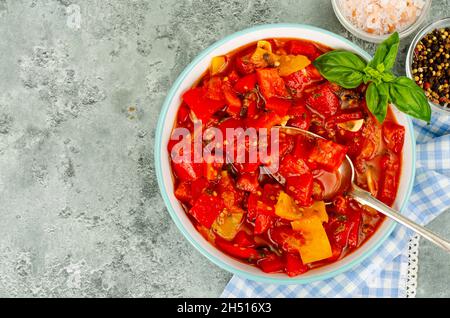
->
[388, 76, 431, 123]
[313, 50, 367, 88]
[381, 71, 396, 83]
[366, 82, 389, 123]
[369, 32, 400, 71]
[363, 66, 383, 84]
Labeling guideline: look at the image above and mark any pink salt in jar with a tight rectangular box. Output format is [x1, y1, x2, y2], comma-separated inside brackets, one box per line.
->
[332, 0, 432, 43]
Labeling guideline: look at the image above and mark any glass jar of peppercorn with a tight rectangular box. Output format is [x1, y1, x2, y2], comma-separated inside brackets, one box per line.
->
[407, 18, 450, 115]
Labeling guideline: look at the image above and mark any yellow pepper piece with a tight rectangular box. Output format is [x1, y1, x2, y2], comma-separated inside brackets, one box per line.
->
[210, 55, 227, 76]
[291, 216, 332, 264]
[275, 191, 303, 220]
[197, 225, 216, 244]
[275, 191, 328, 222]
[278, 55, 311, 76]
[256, 40, 273, 52]
[250, 40, 280, 68]
[211, 208, 244, 241]
[303, 200, 328, 223]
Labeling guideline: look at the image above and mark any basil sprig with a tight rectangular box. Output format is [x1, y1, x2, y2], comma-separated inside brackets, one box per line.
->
[313, 32, 431, 123]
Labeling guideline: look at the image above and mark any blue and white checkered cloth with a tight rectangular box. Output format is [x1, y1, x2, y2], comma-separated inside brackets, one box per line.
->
[222, 114, 450, 298]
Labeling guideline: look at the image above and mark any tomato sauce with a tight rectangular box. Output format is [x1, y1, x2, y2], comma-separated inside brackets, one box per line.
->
[168, 38, 405, 276]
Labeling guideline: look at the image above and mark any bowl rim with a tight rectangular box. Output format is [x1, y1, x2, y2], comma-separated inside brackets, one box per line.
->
[405, 17, 450, 115]
[155, 23, 416, 285]
[331, 0, 432, 43]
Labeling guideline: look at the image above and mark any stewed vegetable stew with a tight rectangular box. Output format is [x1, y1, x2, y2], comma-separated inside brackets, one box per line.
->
[168, 38, 405, 276]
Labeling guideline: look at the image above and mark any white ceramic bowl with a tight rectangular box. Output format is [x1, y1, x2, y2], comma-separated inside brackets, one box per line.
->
[155, 24, 416, 284]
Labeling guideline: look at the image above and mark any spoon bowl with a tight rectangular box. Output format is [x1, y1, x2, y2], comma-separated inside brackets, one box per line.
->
[273, 126, 354, 202]
[274, 126, 450, 253]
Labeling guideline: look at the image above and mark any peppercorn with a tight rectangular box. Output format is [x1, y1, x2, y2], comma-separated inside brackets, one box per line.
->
[411, 27, 450, 108]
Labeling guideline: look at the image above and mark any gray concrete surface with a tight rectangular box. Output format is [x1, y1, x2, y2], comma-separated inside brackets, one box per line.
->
[0, 0, 448, 297]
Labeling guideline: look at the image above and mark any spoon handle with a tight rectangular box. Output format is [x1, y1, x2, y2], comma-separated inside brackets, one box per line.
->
[351, 185, 450, 253]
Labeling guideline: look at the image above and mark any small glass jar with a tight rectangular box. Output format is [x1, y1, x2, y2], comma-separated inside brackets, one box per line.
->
[406, 17, 450, 115]
[332, 0, 432, 43]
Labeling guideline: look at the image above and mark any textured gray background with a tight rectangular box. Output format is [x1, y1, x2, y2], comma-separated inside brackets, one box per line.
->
[0, 0, 449, 298]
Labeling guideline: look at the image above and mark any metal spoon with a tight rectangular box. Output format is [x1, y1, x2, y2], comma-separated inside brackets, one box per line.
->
[265, 126, 450, 253]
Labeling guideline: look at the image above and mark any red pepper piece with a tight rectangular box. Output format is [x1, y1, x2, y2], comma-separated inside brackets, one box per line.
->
[257, 253, 285, 273]
[247, 184, 278, 224]
[325, 213, 351, 249]
[285, 40, 322, 60]
[268, 226, 305, 253]
[265, 97, 292, 117]
[222, 82, 242, 118]
[191, 177, 209, 201]
[256, 68, 289, 100]
[174, 181, 192, 205]
[254, 214, 274, 235]
[233, 162, 260, 174]
[287, 98, 312, 130]
[325, 204, 361, 250]
[277, 132, 295, 158]
[262, 183, 282, 206]
[172, 160, 203, 182]
[247, 192, 259, 221]
[236, 172, 259, 193]
[279, 154, 311, 178]
[285, 173, 314, 207]
[234, 73, 257, 94]
[217, 117, 244, 137]
[246, 111, 282, 130]
[285, 253, 308, 277]
[283, 65, 323, 97]
[182, 87, 225, 122]
[308, 139, 348, 172]
[189, 193, 224, 228]
[304, 64, 324, 81]
[325, 111, 363, 128]
[177, 104, 191, 125]
[216, 239, 262, 260]
[233, 231, 255, 247]
[378, 153, 400, 206]
[227, 70, 240, 84]
[235, 53, 255, 76]
[204, 76, 225, 101]
[382, 121, 405, 154]
[256, 200, 276, 217]
[347, 212, 362, 249]
[291, 134, 316, 160]
[169, 130, 203, 181]
[245, 98, 258, 118]
[306, 83, 339, 118]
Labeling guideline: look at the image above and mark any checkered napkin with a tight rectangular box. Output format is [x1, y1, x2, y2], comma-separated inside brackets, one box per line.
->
[222, 114, 450, 298]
